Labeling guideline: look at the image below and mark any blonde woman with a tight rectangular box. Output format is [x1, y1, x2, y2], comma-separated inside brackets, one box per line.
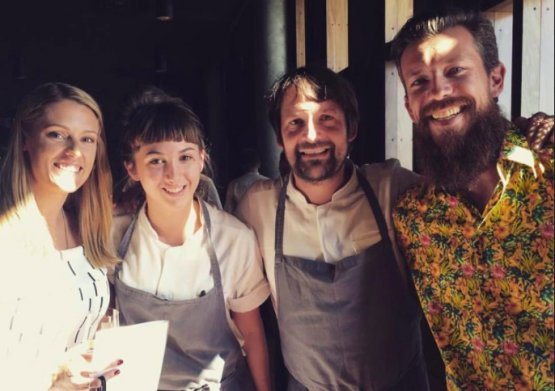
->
[0, 82, 121, 390]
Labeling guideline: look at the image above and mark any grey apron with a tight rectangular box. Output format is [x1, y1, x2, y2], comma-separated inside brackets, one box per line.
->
[275, 170, 429, 391]
[114, 201, 255, 391]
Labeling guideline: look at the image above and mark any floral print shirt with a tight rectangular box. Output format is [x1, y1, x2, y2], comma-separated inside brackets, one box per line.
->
[393, 130, 554, 390]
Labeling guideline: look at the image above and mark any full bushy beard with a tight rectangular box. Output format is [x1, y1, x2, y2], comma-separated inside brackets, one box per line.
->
[293, 141, 344, 183]
[414, 98, 508, 193]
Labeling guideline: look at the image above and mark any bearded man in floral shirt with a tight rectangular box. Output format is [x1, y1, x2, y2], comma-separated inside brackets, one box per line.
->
[391, 10, 554, 391]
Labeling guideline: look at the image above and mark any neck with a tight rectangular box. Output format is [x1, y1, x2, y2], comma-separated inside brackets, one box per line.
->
[292, 165, 350, 205]
[145, 199, 201, 246]
[31, 185, 71, 250]
[465, 165, 500, 212]
[32, 185, 67, 228]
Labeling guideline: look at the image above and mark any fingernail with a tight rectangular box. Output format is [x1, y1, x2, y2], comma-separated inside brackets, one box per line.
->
[115, 369, 121, 375]
[117, 359, 124, 365]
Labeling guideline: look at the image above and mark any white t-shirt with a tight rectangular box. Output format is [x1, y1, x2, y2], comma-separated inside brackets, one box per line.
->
[112, 202, 270, 342]
[235, 159, 420, 312]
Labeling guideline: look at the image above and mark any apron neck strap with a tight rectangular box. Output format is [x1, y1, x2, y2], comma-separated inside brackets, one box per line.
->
[355, 169, 392, 248]
[199, 199, 224, 288]
[274, 166, 394, 260]
[274, 175, 289, 260]
[116, 200, 222, 287]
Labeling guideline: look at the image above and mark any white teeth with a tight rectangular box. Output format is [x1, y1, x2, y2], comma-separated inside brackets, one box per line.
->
[431, 106, 461, 120]
[301, 148, 328, 155]
[164, 186, 184, 194]
[55, 163, 80, 173]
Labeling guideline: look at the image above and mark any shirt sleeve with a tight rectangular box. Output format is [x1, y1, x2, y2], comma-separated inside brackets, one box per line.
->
[225, 225, 270, 313]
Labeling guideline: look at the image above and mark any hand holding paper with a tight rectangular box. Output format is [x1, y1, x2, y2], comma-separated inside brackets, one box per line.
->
[92, 320, 169, 391]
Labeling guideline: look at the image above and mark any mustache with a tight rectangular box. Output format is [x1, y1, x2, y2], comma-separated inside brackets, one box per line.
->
[295, 141, 335, 152]
[420, 96, 474, 119]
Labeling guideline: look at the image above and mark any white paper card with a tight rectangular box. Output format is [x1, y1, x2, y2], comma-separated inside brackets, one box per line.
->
[92, 320, 168, 391]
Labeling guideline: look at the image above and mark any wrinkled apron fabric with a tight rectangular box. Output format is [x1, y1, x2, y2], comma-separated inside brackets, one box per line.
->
[114, 201, 255, 391]
[275, 171, 429, 391]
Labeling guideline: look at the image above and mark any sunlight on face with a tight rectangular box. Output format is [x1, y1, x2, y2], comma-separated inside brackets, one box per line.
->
[25, 100, 100, 195]
[419, 34, 458, 65]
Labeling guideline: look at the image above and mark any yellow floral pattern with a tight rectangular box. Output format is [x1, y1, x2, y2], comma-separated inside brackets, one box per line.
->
[393, 130, 554, 390]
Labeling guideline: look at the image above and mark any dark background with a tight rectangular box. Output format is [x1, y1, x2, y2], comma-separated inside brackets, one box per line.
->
[0, 0, 509, 197]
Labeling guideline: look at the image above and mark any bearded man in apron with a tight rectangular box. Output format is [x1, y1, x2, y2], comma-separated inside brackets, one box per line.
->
[236, 66, 436, 391]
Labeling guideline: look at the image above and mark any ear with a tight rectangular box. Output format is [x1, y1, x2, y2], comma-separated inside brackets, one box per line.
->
[124, 160, 140, 182]
[404, 95, 417, 123]
[489, 63, 505, 99]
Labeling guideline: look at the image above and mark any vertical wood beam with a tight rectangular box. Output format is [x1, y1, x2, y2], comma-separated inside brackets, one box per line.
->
[539, 0, 554, 113]
[385, 0, 413, 169]
[521, 0, 542, 115]
[296, 0, 306, 68]
[483, 6, 513, 117]
[326, 0, 348, 72]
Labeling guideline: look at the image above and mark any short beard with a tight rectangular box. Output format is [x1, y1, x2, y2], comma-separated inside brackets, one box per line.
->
[414, 100, 508, 193]
[293, 141, 343, 183]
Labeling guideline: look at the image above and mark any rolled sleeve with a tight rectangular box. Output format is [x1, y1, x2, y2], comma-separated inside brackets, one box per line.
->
[216, 214, 270, 313]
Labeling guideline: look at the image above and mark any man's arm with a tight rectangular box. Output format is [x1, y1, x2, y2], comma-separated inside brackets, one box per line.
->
[513, 112, 554, 151]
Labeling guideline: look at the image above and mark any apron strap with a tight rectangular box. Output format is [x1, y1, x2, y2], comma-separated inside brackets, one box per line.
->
[116, 200, 222, 288]
[116, 209, 141, 272]
[199, 199, 224, 290]
[274, 175, 289, 263]
[355, 169, 393, 248]
[274, 165, 391, 261]
[356, 168, 417, 294]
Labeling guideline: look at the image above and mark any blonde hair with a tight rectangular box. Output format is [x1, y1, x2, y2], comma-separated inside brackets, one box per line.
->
[0, 82, 117, 268]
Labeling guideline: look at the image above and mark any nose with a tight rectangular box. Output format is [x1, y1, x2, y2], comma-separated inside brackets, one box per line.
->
[65, 137, 81, 157]
[430, 74, 453, 99]
[306, 117, 317, 142]
[164, 161, 177, 181]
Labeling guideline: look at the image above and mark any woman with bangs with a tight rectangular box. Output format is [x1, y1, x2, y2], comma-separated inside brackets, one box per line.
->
[112, 87, 271, 391]
[0, 82, 121, 390]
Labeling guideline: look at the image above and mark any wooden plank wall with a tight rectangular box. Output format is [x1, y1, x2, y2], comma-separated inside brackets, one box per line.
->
[385, 0, 413, 170]
[326, 0, 349, 72]
[522, 0, 554, 116]
[296, 0, 306, 68]
[484, 1, 514, 117]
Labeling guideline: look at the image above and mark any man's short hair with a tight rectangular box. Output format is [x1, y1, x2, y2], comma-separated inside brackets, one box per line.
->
[266, 67, 359, 144]
[391, 9, 500, 84]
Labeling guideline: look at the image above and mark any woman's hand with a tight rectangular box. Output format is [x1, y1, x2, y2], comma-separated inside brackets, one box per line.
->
[50, 342, 123, 391]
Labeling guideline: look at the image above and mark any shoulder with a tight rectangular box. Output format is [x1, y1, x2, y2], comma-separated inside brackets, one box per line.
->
[235, 177, 281, 225]
[359, 159, 421, 201]
[205, 202, 255, 239]
[359, 158, 417, 182]
[111, 210, 134, 247]
[244, 177, 281, 196]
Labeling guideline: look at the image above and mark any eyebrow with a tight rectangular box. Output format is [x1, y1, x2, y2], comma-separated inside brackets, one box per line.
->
[44, 124, 99, 134]
[144, 147, 196, 155]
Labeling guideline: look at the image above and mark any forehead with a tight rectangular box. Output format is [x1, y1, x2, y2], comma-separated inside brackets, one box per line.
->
[38, 100, 99, 130]
[280, 86, 343, 115]
[400, 26, 482, 71]
[133, 139, 201, 153]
